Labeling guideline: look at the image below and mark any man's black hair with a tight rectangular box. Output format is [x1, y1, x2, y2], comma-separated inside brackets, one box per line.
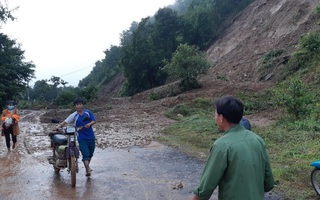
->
[214, 96, 244, 124]
[73, 98, 85, 106]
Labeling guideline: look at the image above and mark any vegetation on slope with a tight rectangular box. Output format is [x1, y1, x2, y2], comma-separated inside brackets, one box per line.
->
[159, 30, 320, 199]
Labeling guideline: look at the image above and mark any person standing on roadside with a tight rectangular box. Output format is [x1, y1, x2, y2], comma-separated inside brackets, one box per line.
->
[192, 96, 275, 200]
[56, 98, 96, 177]
[1, 101, 20, 151]
[240, 116, 251, 130]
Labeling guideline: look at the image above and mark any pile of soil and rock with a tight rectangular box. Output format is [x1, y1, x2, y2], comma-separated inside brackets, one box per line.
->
[39, 97, 176, 150]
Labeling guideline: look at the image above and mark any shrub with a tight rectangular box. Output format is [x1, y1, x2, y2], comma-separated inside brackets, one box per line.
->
[261, 49, 284, 65]
[316, 4, 320, 15]
[163, 44, 211, 91]
[55, 91, 78, 107]
[299, 32, 320, 54]
[149, 92, 161, 100]
[273, 77, 314, 121]
[78, 85, 98, 101]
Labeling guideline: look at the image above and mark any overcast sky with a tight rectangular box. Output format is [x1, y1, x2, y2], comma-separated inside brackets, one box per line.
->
[1, 0, 175, 87]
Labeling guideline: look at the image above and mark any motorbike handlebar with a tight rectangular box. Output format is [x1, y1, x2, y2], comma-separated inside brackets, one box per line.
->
[51, 126, 83, 134]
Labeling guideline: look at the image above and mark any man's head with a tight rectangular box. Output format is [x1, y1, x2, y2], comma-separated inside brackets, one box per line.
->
[214, 96, 244, 130]
[73, 98, 85, 112]
[73, 98, 85, 106]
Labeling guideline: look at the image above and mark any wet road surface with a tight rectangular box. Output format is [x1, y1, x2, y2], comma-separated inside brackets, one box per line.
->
[0, 140, 283, 200]
[0, 140, 207, 200]
[0, 110, 283, 200]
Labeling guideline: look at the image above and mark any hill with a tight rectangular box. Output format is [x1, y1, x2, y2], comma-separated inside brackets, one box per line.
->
[102, 0, 319, 125]
[47, 1, 320, 198]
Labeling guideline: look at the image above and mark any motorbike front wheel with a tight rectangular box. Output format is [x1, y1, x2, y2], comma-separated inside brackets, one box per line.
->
[53, 166, 60, 173]
[69, 156, 77, 187]
[311, 168, 320, 196]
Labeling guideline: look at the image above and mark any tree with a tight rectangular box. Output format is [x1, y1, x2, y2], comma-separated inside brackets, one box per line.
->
[121, 17, 160, 95]
[47, 76, 68, 87]
[184, 0, 254, 49]
[0, 3, 34, 107]
[0, 33, 35, 106]
[29, 80, 51, 102]
[0, 1, 15, 27]
[163, 43, 210, 91]
[121, 8, 185, 96]
[153, 8, 182, 59]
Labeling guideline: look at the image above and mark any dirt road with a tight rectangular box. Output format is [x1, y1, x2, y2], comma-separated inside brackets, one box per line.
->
[0, 105, 283, 199]
[0, 109, 211, 199]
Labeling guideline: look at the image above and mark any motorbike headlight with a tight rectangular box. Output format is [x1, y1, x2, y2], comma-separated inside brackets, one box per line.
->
[65, 126, 76, 134]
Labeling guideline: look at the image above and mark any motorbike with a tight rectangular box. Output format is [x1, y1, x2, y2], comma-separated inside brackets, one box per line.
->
[310, 160, 320, 195]
[47, 121, 80, 187]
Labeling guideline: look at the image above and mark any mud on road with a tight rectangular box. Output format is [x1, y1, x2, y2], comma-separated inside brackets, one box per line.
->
[0, 109, 208, 200]
[0, 98, 283, 199]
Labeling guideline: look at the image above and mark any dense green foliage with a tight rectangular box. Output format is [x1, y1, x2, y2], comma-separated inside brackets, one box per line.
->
[0, 13, 35, 108]
[163, 44, 210, 91]
[316, 3, 320, 15]
[120, 8, 182, 96]
[184, 0, 254, 49]
[25, 78, 98, 108]
[79, 0, 254, 97]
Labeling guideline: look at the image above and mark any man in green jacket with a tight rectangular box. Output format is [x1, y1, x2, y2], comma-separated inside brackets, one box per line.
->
[192, 96, 275, 200]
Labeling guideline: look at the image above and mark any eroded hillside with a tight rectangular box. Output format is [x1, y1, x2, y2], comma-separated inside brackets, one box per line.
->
[205, 0, 319, 84]
[101, 0, 320, 127]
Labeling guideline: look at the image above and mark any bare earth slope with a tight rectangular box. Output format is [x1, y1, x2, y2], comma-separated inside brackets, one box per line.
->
[125, 0, 320, 127]
[206, 0, 319, 84]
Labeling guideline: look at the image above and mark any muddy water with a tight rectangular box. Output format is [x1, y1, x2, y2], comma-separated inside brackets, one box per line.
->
[0, 141, 206, 200]
[0, 110, 283, 200]
[0, 110, 210, 200]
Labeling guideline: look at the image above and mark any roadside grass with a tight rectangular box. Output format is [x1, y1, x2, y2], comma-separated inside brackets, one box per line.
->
[158, 98, 320, 200]
[257, 122, 320, 199]
[158, 98, 221, 161]
[159, 113, 222, 161]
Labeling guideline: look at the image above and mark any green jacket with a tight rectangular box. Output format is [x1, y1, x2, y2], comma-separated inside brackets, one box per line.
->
[193, 124, 274, 200]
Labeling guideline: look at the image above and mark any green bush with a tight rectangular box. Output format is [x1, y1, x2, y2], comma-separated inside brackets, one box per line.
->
[236, 90, 273, 114]
[192, 98, 213, 109]
[149, 92, 161, 100]
[316, 4, 320, 15]
[299, 32, 320, 54]
[163, 44, 211, 91]
[261, 49, 284, 65]
[78, 85, 98, 101]
[165, 98, 213, 120]
[55, 91, 78, 107]
[273, 77, 314, 121]
[279, 32, 320, 80]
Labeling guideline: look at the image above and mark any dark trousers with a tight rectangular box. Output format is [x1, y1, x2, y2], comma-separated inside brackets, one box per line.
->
[3, 125, 17, 148]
